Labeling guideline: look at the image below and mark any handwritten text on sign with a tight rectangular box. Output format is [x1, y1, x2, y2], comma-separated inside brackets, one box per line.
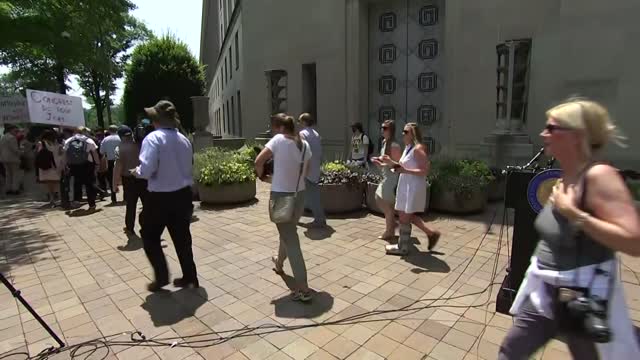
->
[26, 89, 84, 127]
[0, 96, 29, 124]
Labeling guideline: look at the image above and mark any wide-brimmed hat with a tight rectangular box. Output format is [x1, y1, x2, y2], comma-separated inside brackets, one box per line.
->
[144, 100, 179, 126]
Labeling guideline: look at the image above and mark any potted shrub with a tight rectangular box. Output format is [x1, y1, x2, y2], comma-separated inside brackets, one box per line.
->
[429, 159, 495, 214]
[363, 172, 383, 214]
[316, 161, 364, 213]
[194, 146, 257, 205]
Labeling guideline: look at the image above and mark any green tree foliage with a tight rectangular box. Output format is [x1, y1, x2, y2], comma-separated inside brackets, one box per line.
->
[0, 70, 58, 95]
[122, 35, 205, 131]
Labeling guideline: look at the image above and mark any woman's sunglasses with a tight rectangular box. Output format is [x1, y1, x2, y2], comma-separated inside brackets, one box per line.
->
[402, 130, 409, 134]
[381, 126, 389, 130]
[544, 124, 572, 134]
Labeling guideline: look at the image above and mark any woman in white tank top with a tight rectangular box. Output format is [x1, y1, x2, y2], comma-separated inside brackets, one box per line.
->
[381, 123, 441, 255]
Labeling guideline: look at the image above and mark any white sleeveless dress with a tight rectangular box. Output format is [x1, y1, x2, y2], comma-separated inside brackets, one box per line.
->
[395, 146, 427, 213]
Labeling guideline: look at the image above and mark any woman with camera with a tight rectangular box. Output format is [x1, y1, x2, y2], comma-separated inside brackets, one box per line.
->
[499, 99, 640, 359]
[255, 113, 313, 301]
[381, 122, 440, 255]
[371, 120, 401, 240]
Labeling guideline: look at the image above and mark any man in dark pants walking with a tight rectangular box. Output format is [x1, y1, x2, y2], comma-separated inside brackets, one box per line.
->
[133, 100, 198, 291]
[64, 127, 100, 211]
[113, 125, 147, 237]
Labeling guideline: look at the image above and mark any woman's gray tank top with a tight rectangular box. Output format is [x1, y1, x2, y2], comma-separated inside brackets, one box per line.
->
[534, 167, 614, 271]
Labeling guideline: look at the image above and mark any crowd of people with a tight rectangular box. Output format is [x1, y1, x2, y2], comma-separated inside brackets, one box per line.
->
[1, 97, 639, 357]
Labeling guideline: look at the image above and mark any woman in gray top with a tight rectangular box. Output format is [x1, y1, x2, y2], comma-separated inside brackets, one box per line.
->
[499, 99, 640, 359]
[371, 120, 401, 239]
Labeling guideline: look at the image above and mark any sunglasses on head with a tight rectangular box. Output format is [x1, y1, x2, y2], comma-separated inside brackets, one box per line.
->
[544, 124, 572, 134]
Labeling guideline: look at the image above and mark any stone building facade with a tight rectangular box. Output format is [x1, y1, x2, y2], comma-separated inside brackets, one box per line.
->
[201, 0, 640, 168]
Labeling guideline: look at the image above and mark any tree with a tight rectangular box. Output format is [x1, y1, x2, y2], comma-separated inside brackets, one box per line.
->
[0, 69, 58, 96]
[122, 35, 205, 131]
[75, 7, 150, 128]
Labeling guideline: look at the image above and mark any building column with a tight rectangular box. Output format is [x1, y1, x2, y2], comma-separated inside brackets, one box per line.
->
[345, 0, 368, 157]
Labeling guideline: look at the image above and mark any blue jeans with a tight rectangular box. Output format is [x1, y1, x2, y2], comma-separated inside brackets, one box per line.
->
[304, 179, 326, 223]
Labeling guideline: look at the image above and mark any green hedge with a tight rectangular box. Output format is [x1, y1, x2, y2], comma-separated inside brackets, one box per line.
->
[194, 146, 257, 186]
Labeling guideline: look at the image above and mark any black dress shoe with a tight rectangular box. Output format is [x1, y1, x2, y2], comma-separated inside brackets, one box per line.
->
[147, 280, 169, 292]
[173, 278, 199, 289]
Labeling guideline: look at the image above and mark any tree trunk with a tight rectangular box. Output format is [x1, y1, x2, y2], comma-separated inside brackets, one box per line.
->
[56, 64, 66, 94]
[92, 71, 105, 129]
[106, 87, 112, 125]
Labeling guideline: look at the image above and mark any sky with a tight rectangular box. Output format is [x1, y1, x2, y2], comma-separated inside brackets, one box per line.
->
[2, 0, 203, 108]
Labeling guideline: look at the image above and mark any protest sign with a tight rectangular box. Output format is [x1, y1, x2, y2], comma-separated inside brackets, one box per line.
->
[26, 89, 84, 127]
[0, 95, 29, 124]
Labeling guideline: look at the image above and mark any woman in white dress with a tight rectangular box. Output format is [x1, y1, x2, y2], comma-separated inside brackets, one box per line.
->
[382, 123, 440, 255]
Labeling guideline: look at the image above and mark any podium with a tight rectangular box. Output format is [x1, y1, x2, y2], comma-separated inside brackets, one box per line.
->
[496, 169, 540, 315]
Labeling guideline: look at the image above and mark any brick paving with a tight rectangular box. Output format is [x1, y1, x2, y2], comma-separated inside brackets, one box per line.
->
[0, 182, 638, 360]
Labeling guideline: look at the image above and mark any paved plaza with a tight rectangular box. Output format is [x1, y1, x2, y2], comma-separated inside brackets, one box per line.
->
[1, 183, 639, 360]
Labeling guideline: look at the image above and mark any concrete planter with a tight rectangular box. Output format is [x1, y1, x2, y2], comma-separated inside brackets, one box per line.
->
[319, 183, 364, 214]
[366, 182, 382, 214]
[430, 186, 488, 214]
[198, 180, 256, 205]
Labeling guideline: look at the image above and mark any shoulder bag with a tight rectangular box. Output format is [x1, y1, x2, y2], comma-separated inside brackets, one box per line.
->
[269, 142, 307, 224]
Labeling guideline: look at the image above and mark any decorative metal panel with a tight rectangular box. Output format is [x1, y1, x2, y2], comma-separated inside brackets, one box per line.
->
[369, 0, 444, 154]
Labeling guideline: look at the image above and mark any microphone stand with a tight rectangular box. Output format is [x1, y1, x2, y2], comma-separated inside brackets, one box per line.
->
[0, 272, 65, 350]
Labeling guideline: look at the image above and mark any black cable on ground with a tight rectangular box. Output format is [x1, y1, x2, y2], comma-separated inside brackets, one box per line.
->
[1, 209, 509, 360]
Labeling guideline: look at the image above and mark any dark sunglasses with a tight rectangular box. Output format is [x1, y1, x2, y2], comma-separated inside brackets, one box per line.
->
[402, 130, 409, 134]
[544, 124, 572, 134]
[381, 126, 389, 130]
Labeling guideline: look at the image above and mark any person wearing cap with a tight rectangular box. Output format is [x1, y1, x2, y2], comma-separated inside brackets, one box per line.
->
[100, 125, 121, 204]
[113, 125, 147, 238]
[63, 126, 100, 210]
[133, 100, 198, 291]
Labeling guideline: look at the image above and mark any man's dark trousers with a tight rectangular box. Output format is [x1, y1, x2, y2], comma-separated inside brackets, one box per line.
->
[122, 176, 147, 234]
[107, 160, 116, 202]
[70, 163, 97, 207]
[142, 186, 197, 284]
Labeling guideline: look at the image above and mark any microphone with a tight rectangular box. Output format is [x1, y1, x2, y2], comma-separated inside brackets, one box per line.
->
[523, 147, 545, 169]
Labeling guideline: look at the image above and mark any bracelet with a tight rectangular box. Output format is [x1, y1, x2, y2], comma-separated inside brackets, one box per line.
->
[572, 211, 591, 229]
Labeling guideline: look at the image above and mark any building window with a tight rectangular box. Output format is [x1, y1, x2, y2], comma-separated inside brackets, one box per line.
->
[229, 47, 232, 79]
[235, 31, 240, 70]
[222, 103, 226, 133]
[496, 39, 532, 127]
[265, 70, 288, 114]
[226, 100, 230, 135]
[231, 96, 235, 135]
[237, 90, 242, 136]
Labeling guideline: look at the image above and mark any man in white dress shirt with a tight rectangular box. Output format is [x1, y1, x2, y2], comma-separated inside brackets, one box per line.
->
[100, 125, 121, 203]
[134, 100, 198, 292]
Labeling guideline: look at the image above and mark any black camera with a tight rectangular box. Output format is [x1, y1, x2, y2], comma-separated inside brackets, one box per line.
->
[566, 295, 611, 343]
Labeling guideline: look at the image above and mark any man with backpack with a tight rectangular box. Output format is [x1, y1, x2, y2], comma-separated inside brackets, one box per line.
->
[348, 122, 373, 168]
[63, 127, 100, 211]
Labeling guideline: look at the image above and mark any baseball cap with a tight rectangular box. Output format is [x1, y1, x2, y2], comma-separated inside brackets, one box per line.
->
[117, 125, 133, 137]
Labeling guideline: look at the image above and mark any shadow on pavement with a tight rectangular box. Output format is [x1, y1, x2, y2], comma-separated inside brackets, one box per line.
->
[199, 198, 259, 212]
[270, 274, 334, 319]
[301, 225, 336, 241]
[117, 233, 143, 252]
[403, 245, 451, 274]
[141, 288, 208, 327]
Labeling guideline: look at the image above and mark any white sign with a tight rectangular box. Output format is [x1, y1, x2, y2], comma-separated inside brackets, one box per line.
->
[26, 89, 85, 127]
[0, 95, 29, 124]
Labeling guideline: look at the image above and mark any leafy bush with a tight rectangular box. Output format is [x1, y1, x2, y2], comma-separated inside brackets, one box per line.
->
[122, 35, 205, 131]
[194, 147, 256, 186]
[430, 159, 495, 200]
[319, 161, 362, 187]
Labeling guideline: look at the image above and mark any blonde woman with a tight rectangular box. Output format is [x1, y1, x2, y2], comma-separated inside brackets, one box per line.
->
[371, 120, 401, 239]
[382, 123, 440, 255]
[499, 99, 640, 359]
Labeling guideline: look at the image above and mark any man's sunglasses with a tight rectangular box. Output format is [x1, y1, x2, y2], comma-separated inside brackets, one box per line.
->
[544, 124, 572, 134]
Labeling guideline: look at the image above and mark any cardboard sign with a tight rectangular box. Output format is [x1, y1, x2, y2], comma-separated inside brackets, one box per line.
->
[0, 95, 29, 124]
[26, 89, 85, 127]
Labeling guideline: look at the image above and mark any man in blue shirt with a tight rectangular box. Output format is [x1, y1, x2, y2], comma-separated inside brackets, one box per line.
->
[134, 100, 198, 291]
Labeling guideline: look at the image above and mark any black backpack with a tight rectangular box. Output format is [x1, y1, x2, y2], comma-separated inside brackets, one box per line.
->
[66, 137, 88, 165]
[361, 134, 374, 158]
[35, 142, 55, 170]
